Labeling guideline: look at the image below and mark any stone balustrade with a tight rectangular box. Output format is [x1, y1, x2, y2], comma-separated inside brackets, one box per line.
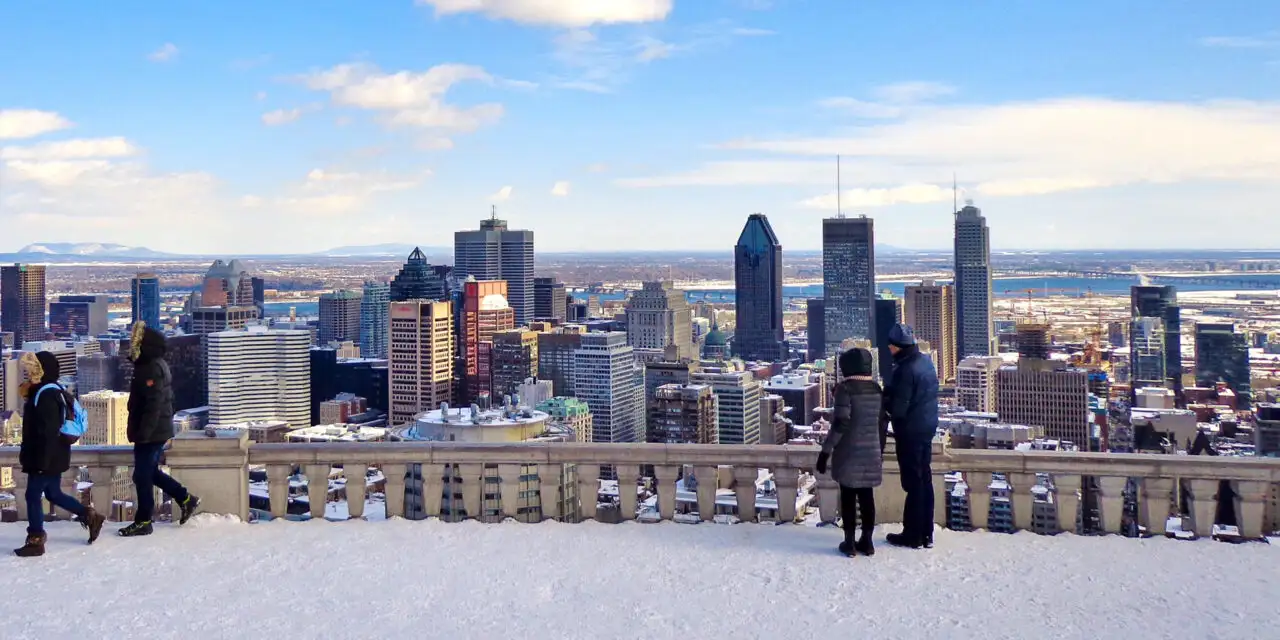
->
[2, 432, 1278, 539]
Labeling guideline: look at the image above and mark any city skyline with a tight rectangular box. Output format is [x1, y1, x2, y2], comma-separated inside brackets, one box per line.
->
[4, 2, 1280, 253]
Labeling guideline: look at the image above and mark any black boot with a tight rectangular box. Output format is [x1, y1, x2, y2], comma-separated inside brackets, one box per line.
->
[179, 494, 201, 525]
[886, 531, 924, 549]
[855, 529, 875, 556]
[14, 532, 46, 557]
[118, 521, 153, 537]
[80, 508, 107, 544]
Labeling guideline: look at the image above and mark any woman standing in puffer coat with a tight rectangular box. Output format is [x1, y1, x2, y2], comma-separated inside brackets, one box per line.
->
[816, 348, 886, 557]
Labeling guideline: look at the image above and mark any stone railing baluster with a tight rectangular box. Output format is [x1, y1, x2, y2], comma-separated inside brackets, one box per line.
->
[1097, 476, 1127, 534]
[932, 471, 947, 528]
[773, 467, 800, 524]
[344, 463, 368, 520]
[497, 463, 522, 521]
[968, 471, 991, 531]
[538, 465, 561, 522]
[576, 463, 600, 521]
[653, 465, 679, 522]
[1187, 478, 1217, 537]
[733, 466, 758, 523]
[382, 463, 407, 519]
[1140, 477, 1174, 535]
[12, 472, 29, 522]
[458, 463, 484, 522]
[693, 465, 717, 522]
[88, 466, 114, 521]
[1009, 472, 1037, 532]
[816, 474, 840, 524]
[617, 464, 640, 521]
[1054, 474, 1082, 535]
[305, 464, 329, 520]
[1235, 480, 1268, 539]
[267, 464, 292, 519]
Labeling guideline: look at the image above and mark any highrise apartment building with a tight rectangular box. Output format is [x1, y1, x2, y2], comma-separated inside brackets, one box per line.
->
[537, 329, 583, 397]
[534, 277, 567, 322]
[390, 248, 447, 302]
[1131, 285, 1182, 395]
[131, 273, 161, 329]
[573, 332, 643, 444]
[455, 216, 535, 325]
[0, 357, 20, 413]
[201, 259, 255, 308]
[359, 282, 390, 359]
[318, 289, 362, 344]
[1195, 322, 1251, 409]
[80, 390, 130, 445]
[626, 281, 695, 360]
[49, 295, 109, 338]
[954, 203, 994, 358]
[2, 264, 46, 347]
[874, 295, 902, 380]
[1130, 316, 1167, 391]
[491, 329, 539, 398]
[462, 279, 515, 403]
[389, 300, 454, 426]
[733, 214, 785, 361]
[957, 356, 1002, 413]
[649, 384, 718, 444]
[997, 360, 1090, 447]
[823, 215, 875, 355]
[691, 366, 763, 445]
[806, 298, 825, 362]
[190, 306, 259, 335]
[207, 327, 311, 429]
[904, 281, 956, 382]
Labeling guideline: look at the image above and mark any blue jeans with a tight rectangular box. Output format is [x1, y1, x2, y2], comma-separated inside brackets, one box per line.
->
[133, 442, 189, 524]
[26, 473, 86, 535]
[896, 440, 935, 540]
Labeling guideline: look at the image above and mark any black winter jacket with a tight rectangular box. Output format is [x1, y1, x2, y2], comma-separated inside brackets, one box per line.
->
[19, 352, 76, 476]
[883, 345, 940, 443]
[128, 327, 176, 444]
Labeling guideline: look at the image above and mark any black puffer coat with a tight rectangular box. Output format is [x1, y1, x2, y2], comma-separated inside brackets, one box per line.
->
[128, 327, 176, 444]
[19, 352, 75, 475]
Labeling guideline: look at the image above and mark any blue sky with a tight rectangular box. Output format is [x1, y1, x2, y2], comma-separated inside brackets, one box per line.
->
[2, 0, 1279, 254]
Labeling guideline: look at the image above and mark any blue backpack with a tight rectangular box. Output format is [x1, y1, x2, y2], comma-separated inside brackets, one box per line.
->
[34, 383, 88, 443]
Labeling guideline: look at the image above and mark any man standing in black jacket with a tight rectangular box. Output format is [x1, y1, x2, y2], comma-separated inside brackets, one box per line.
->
[882, 324, 939, 549]
[119, 323, 200, 537]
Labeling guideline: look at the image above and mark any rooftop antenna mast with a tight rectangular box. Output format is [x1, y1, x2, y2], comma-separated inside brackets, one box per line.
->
[836, 154, 845, 218]
[952, 172, 958, 216]
[491, 204, 497, 221]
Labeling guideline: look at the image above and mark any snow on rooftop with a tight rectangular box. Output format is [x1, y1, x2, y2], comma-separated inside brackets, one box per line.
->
[4, 518, 1279, 638]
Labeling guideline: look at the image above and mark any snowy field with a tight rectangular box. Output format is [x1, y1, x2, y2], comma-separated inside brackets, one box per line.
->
[3, 516, 1278, 640]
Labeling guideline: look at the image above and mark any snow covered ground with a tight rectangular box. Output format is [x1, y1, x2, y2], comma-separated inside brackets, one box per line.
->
[2, 517, 1278, 639]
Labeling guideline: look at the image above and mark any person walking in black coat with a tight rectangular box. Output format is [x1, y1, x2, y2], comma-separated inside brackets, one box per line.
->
[882, 323, 940, 549]
[816, 347, 886, 557]
[14, 352, 106, 557]
[118, 323, 200, 537]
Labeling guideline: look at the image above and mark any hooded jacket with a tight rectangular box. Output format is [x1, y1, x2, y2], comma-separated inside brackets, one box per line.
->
[884, 344, 940, 443]
[822, 377, 886, 489]
[19, 352, 75, 475]
[127, 325, 176, 444]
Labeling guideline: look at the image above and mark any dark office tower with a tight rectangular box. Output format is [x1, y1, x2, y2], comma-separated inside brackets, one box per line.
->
[954, 203, 994, 359]
[823, 215, 875, 356]
[534, 277, 567, 322]
[201, 259, 255, 307]
[50, 296, 108, 337]
[1195, 322, 1251, 409]
[251, 276, 266, 317]
[311, 347, 340, 425]
[318, 289, 362, 344]
[131, 273, 162, 330]
[733, 214, 785, 361]
[1, 264, 46, 347]
[390, 247, 447, 302]
[166, 334, 206, 410]
[455, 215, 535, 326]
[806, 298, 825, 362]
[1131, 285, 1182, 395]
[874, 295, 902, 379]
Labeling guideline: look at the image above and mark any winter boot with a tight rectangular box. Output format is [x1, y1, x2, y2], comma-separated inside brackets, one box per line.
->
[838, 529, 857, 557]
[179, 494, 201, 525]
[80, 508, 107, 544]
[117, 521, 153, 537]
[14, 532, 47, 557]
[855, 530, 875, 556]
[886, 532, 924, 549]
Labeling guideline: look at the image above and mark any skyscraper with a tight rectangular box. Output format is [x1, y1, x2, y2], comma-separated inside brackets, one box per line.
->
[904, 282, 956, 383]
[1195, 322, 1251, 409]
[360, 282, 390, 360]
[957, 356, 1002, 413]
[131, 273, 161, 330]
[390, 248, 447, 302]
[954, 203, 994, 358]
[574, 332, 643, 444]
[207, 327, 311, 429]
[1, 264, 46, 347]
[201, 259, 255, 307]
[873, 295, 902, 380]
[691, 366, 763, 445]
[49, 295, 108, 338]
[318, 289, 362, 344]
[537, 329, 583, 397]
[733, 214, 785, 361]
[388, 300, 454, 426]
[534, 277, 567, 322]
[462, 279, 515, 403]
[491, 329, 539, 398]
[626, 281, 695, 360]
[806, 298, 825, 362]
[1131, 285, 1182, 395]
[823, 215, 875, 356]
[455, 215, 535, 325]
[648, 384, 718, 444]
[80, 390, 130, 445]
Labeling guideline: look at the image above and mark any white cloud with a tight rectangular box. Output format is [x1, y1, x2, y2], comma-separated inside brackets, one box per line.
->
[416, 0, 672, 27]
[255, 91, 268, 101]
[550, 180, 570, 196]
[799, 183, 955, 210]
[296, 62, 505, 135]
[820, 81, 956, 118]
[586, 163, 609, 173]
[636, 37, 677, 62]
[489, 185, 513, 201]
[417, 137, 456, 150]
[148, 43, 179, 62]
[272, 167, 432, 216]
[262, 108, 304, 126]
[0, 109, 73, 140]
[623, 97, 1280, 202]
[731, 27, 775, 36]
[817, 97, 902, 119]
[0, 137, 138, 160]
[1199, 33, 1280, 49]
[871, 81, 956, 103]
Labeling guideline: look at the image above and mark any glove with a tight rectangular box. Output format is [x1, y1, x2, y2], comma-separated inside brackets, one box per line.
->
[816, 452, 830, 475]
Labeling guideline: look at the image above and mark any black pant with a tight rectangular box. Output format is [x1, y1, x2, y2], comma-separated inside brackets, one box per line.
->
[840, 486, 875, 540]
[896, 439, 935, 540]
[133, 442, 190, 524]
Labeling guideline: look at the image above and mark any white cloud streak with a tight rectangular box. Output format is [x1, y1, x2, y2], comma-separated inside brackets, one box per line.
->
[148, 43, 179, 62]
[296, 62, 504, 134]
[0, 110, 73, 140]
[550, 180, 570, 196]
[0, 137, 139, 160]
[416, 0, 673, 27]
[489, 185, 513, 201]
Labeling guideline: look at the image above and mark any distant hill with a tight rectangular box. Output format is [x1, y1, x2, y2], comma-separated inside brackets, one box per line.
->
[314, 244, 449, 258]
[9, 243, 173, 259]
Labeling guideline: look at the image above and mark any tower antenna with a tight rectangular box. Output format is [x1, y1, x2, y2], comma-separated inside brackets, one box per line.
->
[491, 204, 497, 221]
[836, 154, 843, 218]
[952, 172, 957, 216]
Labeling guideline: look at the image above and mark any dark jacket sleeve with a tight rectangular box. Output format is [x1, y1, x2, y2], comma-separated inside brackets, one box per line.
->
[19, 389, 68, 475]
[129, 360, 174, 444]
[822, 385, 852, 454]
[887, 360, 914, 428]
